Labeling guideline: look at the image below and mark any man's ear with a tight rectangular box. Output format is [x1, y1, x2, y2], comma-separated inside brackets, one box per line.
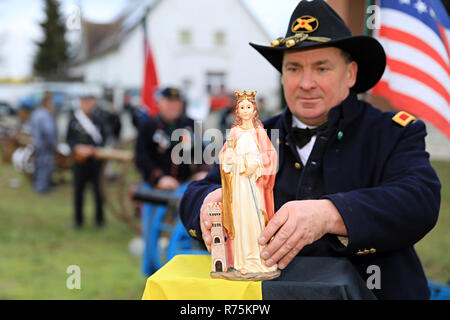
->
[348, 61, 358, 88]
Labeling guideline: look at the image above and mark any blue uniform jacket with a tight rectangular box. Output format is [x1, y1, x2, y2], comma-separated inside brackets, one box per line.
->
[180, 92, 441, 299]
[135, 114, 205, 186]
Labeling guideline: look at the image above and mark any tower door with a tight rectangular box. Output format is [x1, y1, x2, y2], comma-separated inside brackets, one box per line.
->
[215, 260, 223, 272]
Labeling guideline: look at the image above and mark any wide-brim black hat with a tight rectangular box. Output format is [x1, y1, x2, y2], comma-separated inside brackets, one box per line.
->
[249, 0, 386, 93]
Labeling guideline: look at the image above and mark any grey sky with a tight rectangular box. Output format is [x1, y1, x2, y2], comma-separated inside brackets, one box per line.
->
[0, 0, 299, 79]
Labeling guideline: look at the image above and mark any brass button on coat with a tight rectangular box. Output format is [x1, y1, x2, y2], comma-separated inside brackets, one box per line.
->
[189, 229, 197, 238]
[295, 162, 301, 170]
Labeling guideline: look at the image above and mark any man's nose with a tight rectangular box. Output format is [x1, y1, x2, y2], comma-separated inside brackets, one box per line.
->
[299, 70, 317, 90]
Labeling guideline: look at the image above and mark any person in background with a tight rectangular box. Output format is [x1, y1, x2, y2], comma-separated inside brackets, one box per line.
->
[106, 100, 122, 146]
[135, 87, 208, 191]
[66, 94, 106, 228]
[123, 92, 148, 130]
[256, 96, 273, 121]
[103, 96, 123, 181]
[30, 91, 58, 194]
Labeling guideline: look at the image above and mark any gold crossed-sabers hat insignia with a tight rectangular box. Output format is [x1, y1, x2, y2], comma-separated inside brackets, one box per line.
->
[292, 15, 319, 34]
[235, 90, 257, 101]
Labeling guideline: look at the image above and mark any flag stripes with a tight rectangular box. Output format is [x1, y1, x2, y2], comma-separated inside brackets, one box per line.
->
[372, 0, 450, 138]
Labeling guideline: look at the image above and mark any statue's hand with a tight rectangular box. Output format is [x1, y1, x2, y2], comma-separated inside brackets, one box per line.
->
[243, 161, 258, 178]
[222, 148, 234, 165]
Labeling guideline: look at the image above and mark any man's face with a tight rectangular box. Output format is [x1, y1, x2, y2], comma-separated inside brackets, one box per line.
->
[158, 97, 183, 122]
[281, 46, 358, 126]
[80, 97, 96, 115]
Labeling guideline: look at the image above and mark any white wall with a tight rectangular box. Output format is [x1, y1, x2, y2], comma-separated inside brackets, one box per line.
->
[149, 0, 280, 119]
[71, 0, 281, 121]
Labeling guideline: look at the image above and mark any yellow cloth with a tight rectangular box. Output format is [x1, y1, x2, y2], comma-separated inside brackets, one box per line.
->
[142, 255, 262, 300]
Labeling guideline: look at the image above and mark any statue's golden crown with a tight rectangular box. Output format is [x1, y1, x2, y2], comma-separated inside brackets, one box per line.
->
[234, 90, 257, 101]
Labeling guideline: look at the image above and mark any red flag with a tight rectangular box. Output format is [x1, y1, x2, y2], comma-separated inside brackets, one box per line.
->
[372, 0, 450, 138]
[141, 18, 159, 116]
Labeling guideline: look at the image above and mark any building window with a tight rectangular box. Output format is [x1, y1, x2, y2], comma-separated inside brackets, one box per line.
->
[206, 72, 226, 95]
[214, 31, 226, 46]
[179, 30, 191, 45]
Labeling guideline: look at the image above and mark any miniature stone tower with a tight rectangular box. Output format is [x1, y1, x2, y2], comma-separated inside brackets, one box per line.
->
[208, 202, 228, 273]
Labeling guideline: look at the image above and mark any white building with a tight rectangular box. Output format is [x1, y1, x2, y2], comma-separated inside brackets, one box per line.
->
[69, 0, 281, 122]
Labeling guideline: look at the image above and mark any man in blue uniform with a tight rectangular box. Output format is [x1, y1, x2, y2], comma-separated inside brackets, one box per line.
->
[30, 92, 58, 194]
[179, 0, 441, 299]
[135, 87, 208, 190]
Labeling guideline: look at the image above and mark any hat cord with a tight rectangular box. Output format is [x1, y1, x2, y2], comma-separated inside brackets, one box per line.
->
[271, 33, 331, 48]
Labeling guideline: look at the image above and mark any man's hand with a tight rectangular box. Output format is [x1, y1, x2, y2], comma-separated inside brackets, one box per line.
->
[191, 171, 208, 181]
[74, 144, 95, 158]
[73, 144, 96, 163]
[258, 199, 347, 270]
[156, 175, 180, 190]
[199, 188, 222, 252]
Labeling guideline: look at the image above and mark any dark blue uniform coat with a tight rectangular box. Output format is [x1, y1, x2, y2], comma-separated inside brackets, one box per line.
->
[180, 92, 441, 300]
[135, 114, 207, 186]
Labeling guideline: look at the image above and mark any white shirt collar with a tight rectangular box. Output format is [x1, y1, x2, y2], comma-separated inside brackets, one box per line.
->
[292, 115, 318, 130]
[291, 115, 317, 165]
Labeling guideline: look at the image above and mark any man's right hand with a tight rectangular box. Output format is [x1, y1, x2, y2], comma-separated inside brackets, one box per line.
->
[199, 188, 222, 252]
[156, 175, 180, 190]
[73, 144, 96, 163]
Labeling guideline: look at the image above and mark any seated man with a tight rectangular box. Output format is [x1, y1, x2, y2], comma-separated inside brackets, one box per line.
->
[179, 0, 441, 300]
[135, 87, 208, 190]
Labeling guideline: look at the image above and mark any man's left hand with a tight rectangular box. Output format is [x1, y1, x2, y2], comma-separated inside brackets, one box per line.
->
[258, 199, 347, 270]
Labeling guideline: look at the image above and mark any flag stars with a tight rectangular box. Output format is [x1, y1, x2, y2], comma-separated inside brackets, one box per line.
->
[429, 8, 436, 18]
[414, 0, 428, 14]
[399, 0, 411, 5]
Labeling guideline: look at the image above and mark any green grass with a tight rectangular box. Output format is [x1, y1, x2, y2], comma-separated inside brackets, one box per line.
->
[0, 162, 147, 299]
[415, 160, 450, 284]
[0, 160, 448, 299]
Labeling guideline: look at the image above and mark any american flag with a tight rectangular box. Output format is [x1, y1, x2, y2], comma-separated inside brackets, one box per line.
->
[372, 0, 450, 138]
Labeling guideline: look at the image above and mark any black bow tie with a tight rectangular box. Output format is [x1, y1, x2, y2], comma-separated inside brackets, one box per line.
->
[291, 122, 328, 148]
